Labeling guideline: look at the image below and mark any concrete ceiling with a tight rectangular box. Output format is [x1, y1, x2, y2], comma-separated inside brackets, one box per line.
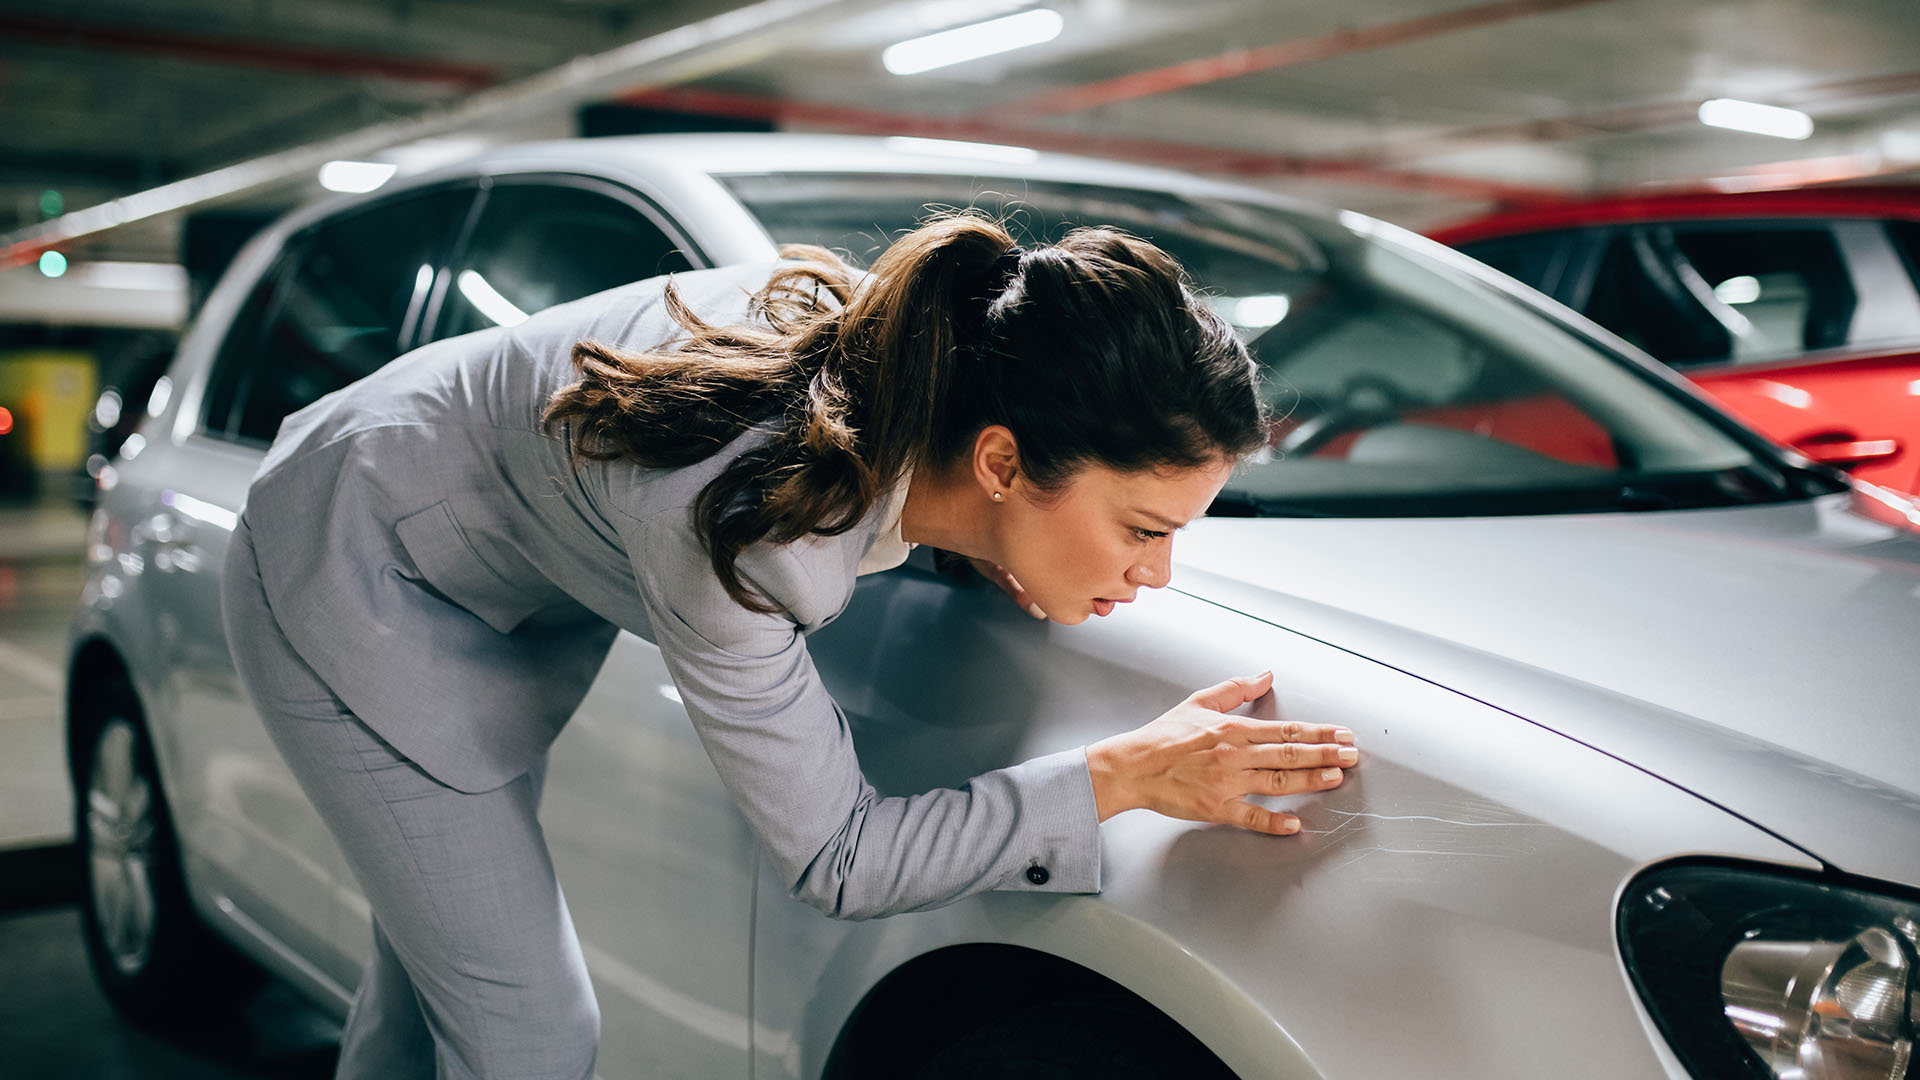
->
[3, 0, 1918, 275]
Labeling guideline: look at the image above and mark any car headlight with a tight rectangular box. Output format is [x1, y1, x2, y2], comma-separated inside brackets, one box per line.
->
[1619, 861, 1918, 1079]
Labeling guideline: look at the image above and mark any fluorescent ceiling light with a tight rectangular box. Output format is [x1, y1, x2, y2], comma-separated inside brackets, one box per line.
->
[1698, 99, 1813, 141]
[883, 8, 1064, 76]
[457, 270, 528, 327]
[319, 160, 399, 193]
[74, 261, 189, 291]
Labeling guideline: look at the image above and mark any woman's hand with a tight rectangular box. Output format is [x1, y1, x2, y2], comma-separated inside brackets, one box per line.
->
[965, 556, 1048, 620]
[1085, 670, 1356, 835]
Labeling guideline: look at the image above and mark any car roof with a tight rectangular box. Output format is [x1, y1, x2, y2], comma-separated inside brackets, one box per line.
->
[481, 132, 1245, 189]
[282, 132, 1322, 240]
[1428, 183, 1920, 246]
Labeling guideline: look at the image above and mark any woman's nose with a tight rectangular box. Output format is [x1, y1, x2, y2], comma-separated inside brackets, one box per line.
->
[1127, 552, 1173, 589]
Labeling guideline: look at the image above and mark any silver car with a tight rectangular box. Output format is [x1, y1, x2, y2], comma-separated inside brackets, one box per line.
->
[67, 134, 1920, 1079]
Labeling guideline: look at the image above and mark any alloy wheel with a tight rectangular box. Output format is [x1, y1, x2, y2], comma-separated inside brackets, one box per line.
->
[85, 717, 159, 976]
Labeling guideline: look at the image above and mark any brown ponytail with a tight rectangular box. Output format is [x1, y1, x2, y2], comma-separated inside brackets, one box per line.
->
[542, 210, 1265, 614]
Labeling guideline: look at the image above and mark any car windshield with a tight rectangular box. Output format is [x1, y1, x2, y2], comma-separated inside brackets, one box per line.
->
[720, 171, 1827, 517]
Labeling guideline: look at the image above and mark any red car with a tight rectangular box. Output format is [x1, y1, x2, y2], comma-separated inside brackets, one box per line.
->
[1430, 187, 1920, 496]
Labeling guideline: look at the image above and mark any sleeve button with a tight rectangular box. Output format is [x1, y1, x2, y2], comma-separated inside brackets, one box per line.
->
[1024, 865, 1050, 886]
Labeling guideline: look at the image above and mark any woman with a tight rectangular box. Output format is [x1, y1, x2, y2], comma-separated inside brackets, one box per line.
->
[221, 213, 1359, 1079]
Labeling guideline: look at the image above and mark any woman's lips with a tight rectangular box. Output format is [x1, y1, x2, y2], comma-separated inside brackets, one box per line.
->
[1092, 596, 1133, 617]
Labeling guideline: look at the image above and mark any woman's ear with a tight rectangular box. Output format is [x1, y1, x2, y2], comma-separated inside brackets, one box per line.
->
[971, 424, 1021, 496]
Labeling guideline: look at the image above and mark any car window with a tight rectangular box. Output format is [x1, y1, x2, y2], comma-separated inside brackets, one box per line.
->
[1885, 219, 1920, 292]
[1452, 231, 1574, 295]
[1581, 224, 1856, 368]
[200, 253, 286, 437]
[211, 186, 475, 444]
[723, 172, 1797, 516]
[431, 180, 696, 341]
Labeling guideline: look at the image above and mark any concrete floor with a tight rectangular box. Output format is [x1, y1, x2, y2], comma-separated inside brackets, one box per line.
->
[0, 494, 342, 1076]
[0, 901, 341, 1078]
[0, 496, 86, 850]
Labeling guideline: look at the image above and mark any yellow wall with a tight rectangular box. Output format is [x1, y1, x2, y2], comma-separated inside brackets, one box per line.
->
[0, 350, 98, 471]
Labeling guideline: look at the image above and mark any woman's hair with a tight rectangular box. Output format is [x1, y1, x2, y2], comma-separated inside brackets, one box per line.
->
[542, 211, 1268, 613]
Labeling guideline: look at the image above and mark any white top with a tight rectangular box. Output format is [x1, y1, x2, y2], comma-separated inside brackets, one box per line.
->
[855, 469, 918, 576]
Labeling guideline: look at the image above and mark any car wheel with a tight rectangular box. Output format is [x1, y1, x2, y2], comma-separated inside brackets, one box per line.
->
[75, 688, 261, 1024]
[912, 999, 1236, 1080]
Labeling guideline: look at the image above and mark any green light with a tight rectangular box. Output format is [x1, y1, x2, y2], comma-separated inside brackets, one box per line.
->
[39, 251, 68, 278]
[39, 190, 63, 218]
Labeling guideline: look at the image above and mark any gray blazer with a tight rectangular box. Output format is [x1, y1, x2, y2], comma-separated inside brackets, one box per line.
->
[240, 259, 1099, 918]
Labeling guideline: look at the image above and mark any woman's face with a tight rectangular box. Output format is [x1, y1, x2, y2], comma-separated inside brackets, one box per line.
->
[996, 455, 1236, 625]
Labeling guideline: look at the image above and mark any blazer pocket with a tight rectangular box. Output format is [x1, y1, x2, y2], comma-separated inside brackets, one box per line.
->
[394, 501, 548, 634]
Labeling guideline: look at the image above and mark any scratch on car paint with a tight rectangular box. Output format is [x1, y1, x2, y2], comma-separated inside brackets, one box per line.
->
[1301, 806, 1552, 870]
[1326, 845, 1509, 873]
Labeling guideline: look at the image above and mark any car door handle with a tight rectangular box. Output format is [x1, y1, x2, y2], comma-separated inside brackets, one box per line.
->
[1791, 434, 1901, 468]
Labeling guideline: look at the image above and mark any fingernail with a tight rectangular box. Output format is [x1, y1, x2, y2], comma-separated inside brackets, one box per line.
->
[1334, 728, 1354, 745]
[1027, 603, 1047, 619]
[1338, 747, 1359, 766]
[1258, 668, 1273, 680]
[1320, 767, 1342, 783]
[1280, 816, 1301, 834]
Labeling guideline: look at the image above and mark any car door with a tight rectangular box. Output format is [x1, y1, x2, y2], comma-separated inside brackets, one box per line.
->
[408, 175, 755, 1076]
[163, 182, 478, 986]
[1572, 218, 1920, 493]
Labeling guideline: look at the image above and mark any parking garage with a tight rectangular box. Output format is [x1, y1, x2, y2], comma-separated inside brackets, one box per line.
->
[4, 2, 1919, 1077]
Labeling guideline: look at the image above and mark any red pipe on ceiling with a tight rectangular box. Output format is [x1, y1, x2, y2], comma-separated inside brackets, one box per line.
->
[1364, 66, 1920, 163]
[983, 0, 1616, 119]
[0, 14, 498, 89]
[616, 85, 1568, 205]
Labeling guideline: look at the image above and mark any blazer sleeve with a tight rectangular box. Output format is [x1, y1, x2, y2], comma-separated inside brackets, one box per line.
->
[623, 508, 1102, 921]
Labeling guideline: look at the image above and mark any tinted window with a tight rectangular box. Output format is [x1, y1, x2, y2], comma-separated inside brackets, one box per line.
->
[1583, 224, 1855, 368]
[1453, 231, 1572, 294]
[432, 181, 694, 341]
[1886, 219, 1920, 291]
[219, 187, 473, 443]
[201, 256, 285, 436]
[724, 173, 1796, 517]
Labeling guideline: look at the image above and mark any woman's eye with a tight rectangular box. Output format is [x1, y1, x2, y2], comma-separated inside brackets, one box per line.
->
[1132, 527, 1168, 542]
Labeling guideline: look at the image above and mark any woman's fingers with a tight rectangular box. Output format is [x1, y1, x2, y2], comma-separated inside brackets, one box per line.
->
[1184, 669, 1275, 712]
[1240, 740, 1359, 772]
[1240, 719, 1353, 746]
[1235, 802, 1303, 836]
[1252, 763, 1348, 797]
[1088, 670, 1361, 834]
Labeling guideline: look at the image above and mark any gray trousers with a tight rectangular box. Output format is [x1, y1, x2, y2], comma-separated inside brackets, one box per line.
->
[221, 515, 599, 1080]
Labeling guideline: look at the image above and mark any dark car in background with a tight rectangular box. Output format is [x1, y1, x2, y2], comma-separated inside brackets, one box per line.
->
[1431, 186, 1920, 497]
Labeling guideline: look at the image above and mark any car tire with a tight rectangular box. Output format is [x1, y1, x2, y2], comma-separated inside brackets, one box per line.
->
[912, 999, 1237, 1080]
[75, 683, 261, 1024]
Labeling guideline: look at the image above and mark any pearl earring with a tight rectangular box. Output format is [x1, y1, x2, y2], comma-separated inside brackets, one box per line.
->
[991, 491, 1004, 501]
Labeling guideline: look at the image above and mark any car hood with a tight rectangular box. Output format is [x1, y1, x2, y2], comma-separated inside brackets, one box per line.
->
[1173, 490, 1920, 889]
